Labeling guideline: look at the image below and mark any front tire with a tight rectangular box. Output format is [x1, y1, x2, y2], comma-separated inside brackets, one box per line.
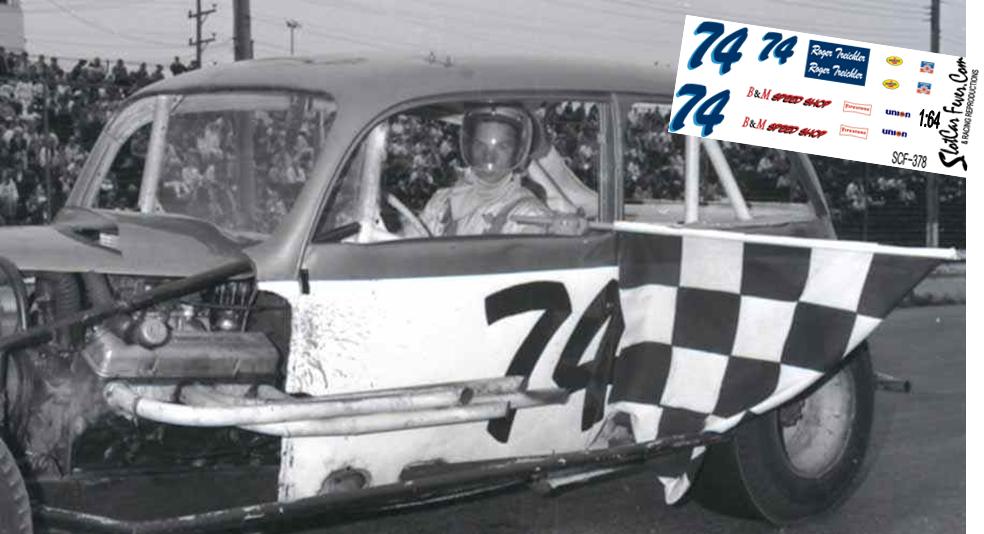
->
[692, 345, 875, 525]
[0, 437, 32, 534]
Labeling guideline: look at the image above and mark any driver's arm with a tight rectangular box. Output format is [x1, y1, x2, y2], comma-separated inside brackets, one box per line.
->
[405, 188, 451, 237]
[500, 198, 552, 235]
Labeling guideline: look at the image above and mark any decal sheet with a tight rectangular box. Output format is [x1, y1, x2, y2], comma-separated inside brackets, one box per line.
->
[669, 15, 978, 179]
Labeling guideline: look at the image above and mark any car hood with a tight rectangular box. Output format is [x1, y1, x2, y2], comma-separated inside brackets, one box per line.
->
[0, 208, 252, 277]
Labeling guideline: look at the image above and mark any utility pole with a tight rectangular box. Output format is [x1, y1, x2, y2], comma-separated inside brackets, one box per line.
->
[187, 0, 217, 67]
[925, 0, 940, 247]
[233, 0, 253, 61]
[286, 19, 301, 56]
[232, 0, 255, 227]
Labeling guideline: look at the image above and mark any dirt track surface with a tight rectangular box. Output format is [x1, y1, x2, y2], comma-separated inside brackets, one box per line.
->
[312, 305, 966, 534]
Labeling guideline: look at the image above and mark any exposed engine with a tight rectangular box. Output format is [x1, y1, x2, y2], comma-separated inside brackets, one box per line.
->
[1, 267, 290, 477]
[107, 275, 255, 335]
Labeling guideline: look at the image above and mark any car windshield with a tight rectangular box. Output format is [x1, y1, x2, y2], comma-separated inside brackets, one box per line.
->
[96, 91, 336, 242]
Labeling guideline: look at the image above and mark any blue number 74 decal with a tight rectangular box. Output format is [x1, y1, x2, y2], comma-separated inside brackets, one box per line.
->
[669, 84, 731, 137]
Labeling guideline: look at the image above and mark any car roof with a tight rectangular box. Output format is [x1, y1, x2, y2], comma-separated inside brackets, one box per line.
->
[133, 54, 675, 110]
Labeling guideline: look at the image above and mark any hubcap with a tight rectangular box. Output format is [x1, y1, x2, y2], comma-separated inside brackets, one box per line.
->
[779, 368, 856, 478]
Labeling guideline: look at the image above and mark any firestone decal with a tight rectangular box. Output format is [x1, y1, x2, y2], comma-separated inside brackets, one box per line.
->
[843, 101, 872, 115]
[839, 124, 869, 139]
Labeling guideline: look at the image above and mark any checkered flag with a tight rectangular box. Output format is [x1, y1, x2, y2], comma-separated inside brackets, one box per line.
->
[605, 224, 951, 503]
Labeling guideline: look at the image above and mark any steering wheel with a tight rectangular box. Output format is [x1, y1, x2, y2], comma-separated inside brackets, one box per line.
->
[386, 193, 432, 237]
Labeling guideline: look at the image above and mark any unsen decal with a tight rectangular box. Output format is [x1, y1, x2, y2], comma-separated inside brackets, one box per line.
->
[885, 109, 911, 118]
[882, 128, 908, 137]
[804, 40, 869, 86]
[883, 79, 900, 89]
[742, 117, 826, 137]
[920, 61, 935, 74]
[839, 124, 869, 139]
[886, 55, 903, 66]
[747, 88, 832, 108]
[743, 116, 767, 129]
[919, 108, 941, 128]
[917, 82, 932, 95]
[937, 57, 972, 171]
[843, 101, 872, 115]
[747, 86, 773, 99]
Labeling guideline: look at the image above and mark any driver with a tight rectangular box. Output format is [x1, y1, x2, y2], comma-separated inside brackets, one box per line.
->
[416, 104, 553, 236]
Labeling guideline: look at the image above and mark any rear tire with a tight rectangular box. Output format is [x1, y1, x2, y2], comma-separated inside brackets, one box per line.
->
[0, 437, 32, 534]
[691, 345, 875, 525]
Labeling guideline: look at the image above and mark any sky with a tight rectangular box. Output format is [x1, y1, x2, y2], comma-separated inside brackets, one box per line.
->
[18, 0, 968, 69]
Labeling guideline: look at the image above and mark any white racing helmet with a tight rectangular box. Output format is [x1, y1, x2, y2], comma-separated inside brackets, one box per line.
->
[459, 104, 534, 180]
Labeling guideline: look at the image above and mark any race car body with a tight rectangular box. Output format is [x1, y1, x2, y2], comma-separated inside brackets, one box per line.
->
[0, 55, 956, 533]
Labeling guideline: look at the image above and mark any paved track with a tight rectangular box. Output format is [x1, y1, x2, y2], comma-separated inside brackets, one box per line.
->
[316, 305, 966, 534]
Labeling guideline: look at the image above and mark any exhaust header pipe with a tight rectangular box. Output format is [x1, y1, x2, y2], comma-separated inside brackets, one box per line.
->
[104, 377, 570, 437]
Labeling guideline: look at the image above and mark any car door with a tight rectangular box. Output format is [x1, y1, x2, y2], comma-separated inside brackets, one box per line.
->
[274, 98, 627, 500]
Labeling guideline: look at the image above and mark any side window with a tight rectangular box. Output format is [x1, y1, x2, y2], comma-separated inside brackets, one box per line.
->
[622, 102, 808, 224]
[622, 103, 685, 216]
[321, 100, 604, 242]
[99, 123, 149, 210]
[95, 93, 336, 243]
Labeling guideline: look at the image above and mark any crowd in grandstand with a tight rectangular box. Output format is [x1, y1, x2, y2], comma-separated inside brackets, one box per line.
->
[0, 50, 204, 224]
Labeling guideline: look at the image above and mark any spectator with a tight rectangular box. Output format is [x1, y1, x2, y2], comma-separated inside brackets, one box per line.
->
[170, 56, 187, 76]
[12, 52, 29, 77]
[110, 59, 130, 87]
[32, 55, 48, 81]
[68, 59, 87, 82]
[84, 57, 106, 84]
[149, 64, 165, 83]
[132, 62, 149, 88]
[49, 57, 64, 82]
[0, 47, 8, 77]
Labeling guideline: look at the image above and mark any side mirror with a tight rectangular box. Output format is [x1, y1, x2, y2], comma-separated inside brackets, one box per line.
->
[312, 222, 361, 243]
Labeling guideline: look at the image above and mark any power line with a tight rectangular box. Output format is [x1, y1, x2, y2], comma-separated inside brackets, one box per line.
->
[23, 0, 180, 14]
[393, 0, 678, 47]
[769, 0, 929, 21]
[41, 0, 179, 47]
[252, 12, 407, 51]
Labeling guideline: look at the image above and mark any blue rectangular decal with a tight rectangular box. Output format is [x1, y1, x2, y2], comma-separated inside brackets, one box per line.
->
[804, 39, 870, 86]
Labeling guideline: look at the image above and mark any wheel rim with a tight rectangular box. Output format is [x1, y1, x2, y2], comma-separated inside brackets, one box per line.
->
[779, 368, 856, 478]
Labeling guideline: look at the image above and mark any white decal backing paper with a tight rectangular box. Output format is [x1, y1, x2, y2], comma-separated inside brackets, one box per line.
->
[669, 15, 978, 179]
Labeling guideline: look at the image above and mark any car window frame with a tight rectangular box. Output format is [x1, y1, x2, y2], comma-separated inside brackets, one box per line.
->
[307, 91, 622, 248]
[613, 92, 833, 227]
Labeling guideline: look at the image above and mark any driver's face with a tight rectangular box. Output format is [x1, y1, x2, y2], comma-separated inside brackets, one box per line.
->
[469, 120, 519, 184]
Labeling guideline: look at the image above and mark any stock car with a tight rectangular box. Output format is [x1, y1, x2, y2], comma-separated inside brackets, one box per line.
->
[0, 54, 953, 533]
